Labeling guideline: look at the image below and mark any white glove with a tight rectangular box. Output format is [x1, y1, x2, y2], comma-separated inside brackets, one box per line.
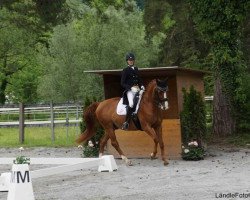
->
[141, 86, 145, 91]
[131, 86, 140, 93]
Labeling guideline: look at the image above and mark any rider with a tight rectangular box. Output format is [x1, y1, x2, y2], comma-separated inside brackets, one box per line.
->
[121, 52, 145, 130]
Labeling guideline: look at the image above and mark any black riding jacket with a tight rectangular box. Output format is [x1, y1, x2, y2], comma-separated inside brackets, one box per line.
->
[121, 66, 143, 91]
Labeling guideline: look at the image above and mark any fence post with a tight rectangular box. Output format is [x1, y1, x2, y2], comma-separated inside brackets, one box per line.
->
[76, 103, 79, 135]
[66, 103, 69, 143]
[19, 103, 25, 144]
[50, 101, 55, 143]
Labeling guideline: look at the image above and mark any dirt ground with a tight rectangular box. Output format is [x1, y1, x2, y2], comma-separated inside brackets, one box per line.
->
[0, 146, 249, 200]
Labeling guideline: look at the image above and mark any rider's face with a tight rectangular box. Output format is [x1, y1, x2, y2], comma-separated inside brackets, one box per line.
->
[127, 60, 134, 66]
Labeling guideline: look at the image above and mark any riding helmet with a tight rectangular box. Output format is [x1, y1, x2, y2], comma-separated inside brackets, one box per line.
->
[125, 52, 135, 61]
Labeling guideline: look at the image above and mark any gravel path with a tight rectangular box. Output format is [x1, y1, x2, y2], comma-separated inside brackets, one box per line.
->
[0, 146, 249, 200]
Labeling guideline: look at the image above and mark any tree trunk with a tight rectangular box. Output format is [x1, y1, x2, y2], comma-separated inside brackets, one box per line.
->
[0, 79, 8, 104]
[212, 77, 236, 136]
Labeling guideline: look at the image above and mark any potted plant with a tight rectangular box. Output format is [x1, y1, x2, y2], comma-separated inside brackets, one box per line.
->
[13, 147, 30, 165]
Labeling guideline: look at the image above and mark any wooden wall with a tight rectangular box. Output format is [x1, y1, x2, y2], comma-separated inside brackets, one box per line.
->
[107, 119, 182, 159]
[176, 71, 205, 114]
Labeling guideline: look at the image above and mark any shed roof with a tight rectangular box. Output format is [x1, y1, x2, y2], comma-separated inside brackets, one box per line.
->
[84, 66, 209, 77]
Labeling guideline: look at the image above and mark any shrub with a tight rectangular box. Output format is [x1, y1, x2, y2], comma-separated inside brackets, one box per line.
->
[180, 85, 207, 147]
[181, 140, 205, 161]
[13, 147, 30, 164]
[14, 156, 30, 164]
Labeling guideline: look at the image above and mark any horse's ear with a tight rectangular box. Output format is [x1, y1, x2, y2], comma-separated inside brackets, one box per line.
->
[156, 78, 168, 82]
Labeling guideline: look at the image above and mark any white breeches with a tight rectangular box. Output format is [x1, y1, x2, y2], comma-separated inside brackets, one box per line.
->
[127, 90, 136, 108]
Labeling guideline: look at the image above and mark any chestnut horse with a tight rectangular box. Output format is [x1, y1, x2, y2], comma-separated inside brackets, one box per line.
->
[76, 79, 169, 165]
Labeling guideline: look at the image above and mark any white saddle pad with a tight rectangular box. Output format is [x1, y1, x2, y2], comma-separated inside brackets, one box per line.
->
[116, 93, 144, 116]
[116, 98, 127, 115]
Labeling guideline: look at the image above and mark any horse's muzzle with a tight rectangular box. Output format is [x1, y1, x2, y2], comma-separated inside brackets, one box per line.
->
[159, 101, 169, 110]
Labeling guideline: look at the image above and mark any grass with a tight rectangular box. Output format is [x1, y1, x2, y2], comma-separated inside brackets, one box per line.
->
[226, 133, 250, 147]
[207, 132, 250, 149]
[0, 126, 81, 147]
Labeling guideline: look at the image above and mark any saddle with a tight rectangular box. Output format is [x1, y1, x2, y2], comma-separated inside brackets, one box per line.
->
[116, 92, 143, 130]
[116, 92, 141, 115]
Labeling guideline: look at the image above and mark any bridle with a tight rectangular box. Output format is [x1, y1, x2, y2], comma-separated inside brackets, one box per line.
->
[154, 86, 169, 110]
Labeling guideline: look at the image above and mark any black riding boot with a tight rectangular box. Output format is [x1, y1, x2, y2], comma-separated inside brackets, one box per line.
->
[121, 106, 133, 130]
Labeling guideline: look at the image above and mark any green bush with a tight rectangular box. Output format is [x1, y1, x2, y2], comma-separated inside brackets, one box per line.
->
[80, 96, 104, 158]
[180, 85, 207, 146]
[237, 74, 250, 132]
[181, 141, 205, 161]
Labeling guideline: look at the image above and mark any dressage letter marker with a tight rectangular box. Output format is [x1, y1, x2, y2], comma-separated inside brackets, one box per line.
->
[7, 164, 35, 200]
[0, 156, 118, 200]
[11, 171, 30, 184]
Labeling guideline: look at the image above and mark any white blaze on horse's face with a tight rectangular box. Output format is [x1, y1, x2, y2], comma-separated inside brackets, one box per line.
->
[163, 92, 169, 110]
[159, 91, 168, 110]
[158, 90, 168, 110]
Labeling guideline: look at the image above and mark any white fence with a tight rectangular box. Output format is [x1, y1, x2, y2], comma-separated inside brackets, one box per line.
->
[0, 103, 83, 127]
[0, 103, 84, 143]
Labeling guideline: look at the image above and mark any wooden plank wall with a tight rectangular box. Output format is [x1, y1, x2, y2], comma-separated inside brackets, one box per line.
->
[107, 119, 182, 159]
[176, 72, 205, 114]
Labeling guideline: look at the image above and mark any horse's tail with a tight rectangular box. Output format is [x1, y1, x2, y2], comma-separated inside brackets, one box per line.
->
[76, 102, 100, 144]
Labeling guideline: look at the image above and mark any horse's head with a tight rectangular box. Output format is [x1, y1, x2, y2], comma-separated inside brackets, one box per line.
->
[155, 78, 169, 110]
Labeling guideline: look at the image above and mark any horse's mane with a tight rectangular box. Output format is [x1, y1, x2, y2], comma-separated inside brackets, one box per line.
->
[146, 80, 156, 91]
[143, 80, 156, 102]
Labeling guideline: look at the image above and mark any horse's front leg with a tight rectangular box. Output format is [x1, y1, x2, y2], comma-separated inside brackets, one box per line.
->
[150, 140, 158, 159]
[142, 124, 162, 160]
[155, 126, 168, 166]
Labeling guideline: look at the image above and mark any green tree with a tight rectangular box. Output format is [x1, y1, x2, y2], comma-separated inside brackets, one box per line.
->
[143, 0, 209, 67]
[1, 0, 70, 29]
[189, 0, 249, 136]
[0, 0, 74, 104]
[82, 0, 137, 14]
[37, 23, 85, 102]
[6, 58, 41, 103]
[0, 8, 39, 104]
[38, 6, 164, 102]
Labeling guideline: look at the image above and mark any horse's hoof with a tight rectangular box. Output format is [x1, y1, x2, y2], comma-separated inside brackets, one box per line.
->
[126, 160, 133, 166]
[163, 161, 169, 166]
[150, 156, 157, 160]
[150, 153, 157, 160]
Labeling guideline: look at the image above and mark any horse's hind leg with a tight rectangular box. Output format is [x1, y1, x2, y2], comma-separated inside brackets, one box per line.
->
[99, 133, 110, 157]
[106, 127, 132, 166]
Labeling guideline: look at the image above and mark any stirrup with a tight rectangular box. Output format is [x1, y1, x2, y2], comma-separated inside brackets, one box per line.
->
[121, 122, 129, 130]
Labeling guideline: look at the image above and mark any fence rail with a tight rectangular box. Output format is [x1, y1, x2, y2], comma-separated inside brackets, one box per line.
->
[0, 103, 83, 127]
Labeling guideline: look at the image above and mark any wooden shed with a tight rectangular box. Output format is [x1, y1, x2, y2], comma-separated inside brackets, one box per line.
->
[86, 66, 207, 159]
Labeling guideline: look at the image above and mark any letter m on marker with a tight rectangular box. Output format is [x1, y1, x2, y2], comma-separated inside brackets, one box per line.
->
[16, 171, 30, 183]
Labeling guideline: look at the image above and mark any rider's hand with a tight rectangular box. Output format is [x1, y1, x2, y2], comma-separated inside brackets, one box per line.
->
[131, 86, 139, 93]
